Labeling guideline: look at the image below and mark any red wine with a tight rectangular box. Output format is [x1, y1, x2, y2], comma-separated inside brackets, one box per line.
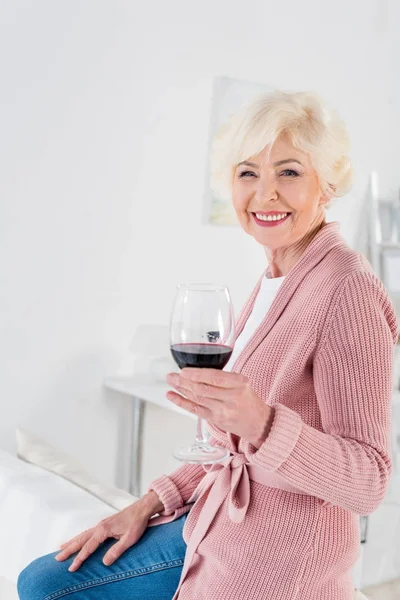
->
[170, 343, 233, 370]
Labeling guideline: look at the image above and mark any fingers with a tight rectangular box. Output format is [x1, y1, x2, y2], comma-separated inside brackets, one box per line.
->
[58, 527, 94, 550]
[180, 368, 247, 388]
[165, 370, 222, 404]
[55, 529, 93, 561]
[59, 536, 79, 550]
[67, 528, 108, 572]
[176, 380, 227, 402]
[167, 389, 211, 419]
[102, 531, 134, 566]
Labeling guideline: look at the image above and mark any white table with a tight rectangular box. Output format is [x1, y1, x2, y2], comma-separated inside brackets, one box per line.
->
[103, 374, 196, 497]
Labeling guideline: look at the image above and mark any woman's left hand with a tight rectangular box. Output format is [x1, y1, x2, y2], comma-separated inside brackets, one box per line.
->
[166, 368, 274, 448]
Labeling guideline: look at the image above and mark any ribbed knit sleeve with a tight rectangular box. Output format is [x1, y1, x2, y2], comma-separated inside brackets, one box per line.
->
[147, 463, 205, 516]
[244, 271, 398, 515]
[147, 434, 222, 516]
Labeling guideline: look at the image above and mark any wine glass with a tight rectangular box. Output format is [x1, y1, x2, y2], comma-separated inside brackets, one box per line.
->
[169, 283, 235, 464]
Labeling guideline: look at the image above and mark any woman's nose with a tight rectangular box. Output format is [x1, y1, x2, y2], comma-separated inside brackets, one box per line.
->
[254, 177, 279, 202]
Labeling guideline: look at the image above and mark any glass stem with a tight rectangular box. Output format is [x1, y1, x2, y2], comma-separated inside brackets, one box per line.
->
[194, 417, 209, 445]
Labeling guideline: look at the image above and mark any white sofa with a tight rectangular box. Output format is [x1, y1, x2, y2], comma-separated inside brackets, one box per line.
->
[0, 448, 118, 598]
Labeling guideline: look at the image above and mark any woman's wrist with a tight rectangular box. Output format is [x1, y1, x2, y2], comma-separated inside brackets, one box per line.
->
[249, 406, 275, 449]
[139, 490, 165, 516]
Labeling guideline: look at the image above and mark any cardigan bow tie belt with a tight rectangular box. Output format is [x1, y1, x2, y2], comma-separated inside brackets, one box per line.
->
[166, 452, 309, 599]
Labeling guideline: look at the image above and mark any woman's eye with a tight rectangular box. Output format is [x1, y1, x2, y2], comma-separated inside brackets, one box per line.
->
[238, 171, 256, 179]
[280, 169, 299, 178]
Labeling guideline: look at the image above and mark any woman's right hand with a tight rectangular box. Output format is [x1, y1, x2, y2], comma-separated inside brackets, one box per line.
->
[55, 493, 162, 572]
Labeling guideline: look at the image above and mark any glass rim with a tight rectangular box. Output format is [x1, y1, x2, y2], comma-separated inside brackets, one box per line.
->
[176, 283, 230, 292]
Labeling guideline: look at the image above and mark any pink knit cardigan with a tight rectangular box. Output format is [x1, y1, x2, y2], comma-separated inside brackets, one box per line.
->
[148, 222, 398, 600]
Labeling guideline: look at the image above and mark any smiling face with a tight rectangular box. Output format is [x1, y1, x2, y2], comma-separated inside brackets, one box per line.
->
[231, 135, 330, 252]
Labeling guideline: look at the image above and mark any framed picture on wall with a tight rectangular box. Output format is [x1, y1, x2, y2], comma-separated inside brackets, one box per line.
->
[203, 75, 274, 226]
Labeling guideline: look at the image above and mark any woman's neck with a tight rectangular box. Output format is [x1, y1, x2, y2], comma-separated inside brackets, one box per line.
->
[264, 219, 326, 277]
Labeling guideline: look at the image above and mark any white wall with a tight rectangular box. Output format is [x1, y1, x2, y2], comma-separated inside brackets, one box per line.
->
[1, 0, 400, 492]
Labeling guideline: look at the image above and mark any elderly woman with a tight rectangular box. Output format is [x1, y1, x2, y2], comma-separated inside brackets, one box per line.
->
[18, 91, 398, 600]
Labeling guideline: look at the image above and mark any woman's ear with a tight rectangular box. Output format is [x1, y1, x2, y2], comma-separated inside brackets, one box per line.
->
[320, 183, 336, 206]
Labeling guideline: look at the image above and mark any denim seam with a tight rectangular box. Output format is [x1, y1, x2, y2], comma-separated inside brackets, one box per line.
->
[42, 558, 185, 600]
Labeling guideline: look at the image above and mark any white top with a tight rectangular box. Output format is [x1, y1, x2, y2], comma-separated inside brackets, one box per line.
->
[224, 275, 286, 372]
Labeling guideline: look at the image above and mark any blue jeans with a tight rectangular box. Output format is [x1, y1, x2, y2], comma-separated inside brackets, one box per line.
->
[17, 513, 188, 600]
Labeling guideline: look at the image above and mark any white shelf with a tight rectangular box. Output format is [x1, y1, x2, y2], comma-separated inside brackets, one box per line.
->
[103, 374, 196, 420]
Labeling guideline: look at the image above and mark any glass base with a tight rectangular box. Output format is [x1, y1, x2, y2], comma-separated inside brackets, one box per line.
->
[173, 442, 230, 464]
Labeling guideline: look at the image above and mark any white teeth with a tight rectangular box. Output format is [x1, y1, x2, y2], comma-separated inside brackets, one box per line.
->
[255, 212, 288, 222]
